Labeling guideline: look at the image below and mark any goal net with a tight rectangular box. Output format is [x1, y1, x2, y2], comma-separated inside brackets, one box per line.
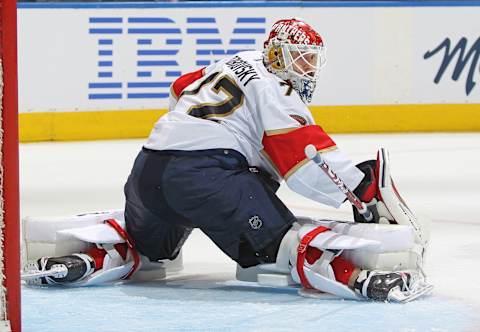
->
[0, 0, 20, 330]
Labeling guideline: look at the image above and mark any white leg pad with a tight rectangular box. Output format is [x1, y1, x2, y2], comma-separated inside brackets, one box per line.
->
[236, 218, 423, 300]
[22, 210, 183, 285]
[23, 210, 125, 261]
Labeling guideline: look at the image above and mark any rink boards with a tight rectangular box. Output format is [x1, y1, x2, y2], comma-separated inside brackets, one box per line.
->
[17, 1, 480, 141]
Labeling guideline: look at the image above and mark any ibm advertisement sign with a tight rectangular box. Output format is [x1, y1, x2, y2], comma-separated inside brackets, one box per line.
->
[87, 16, 266, 101]
[18, 5, 480, 113]
[19, 10, 270, 112]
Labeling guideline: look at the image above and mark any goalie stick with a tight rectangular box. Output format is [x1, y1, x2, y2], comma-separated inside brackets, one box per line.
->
[304, 144, 374, 222]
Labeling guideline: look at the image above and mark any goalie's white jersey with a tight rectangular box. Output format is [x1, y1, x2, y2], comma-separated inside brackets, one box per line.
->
[145, 51, 363, 207]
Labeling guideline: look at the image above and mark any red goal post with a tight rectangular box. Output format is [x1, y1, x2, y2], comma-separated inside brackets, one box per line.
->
[0, 0, 20, 330]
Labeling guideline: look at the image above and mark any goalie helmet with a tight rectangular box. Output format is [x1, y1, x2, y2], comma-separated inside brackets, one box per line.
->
[263, 18, 327, 103]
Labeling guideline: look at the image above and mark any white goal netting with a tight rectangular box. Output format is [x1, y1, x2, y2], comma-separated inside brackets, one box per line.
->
[0, 59, 12, 332]
[0, 0, 20, 329]
[0, 57, 6, 326]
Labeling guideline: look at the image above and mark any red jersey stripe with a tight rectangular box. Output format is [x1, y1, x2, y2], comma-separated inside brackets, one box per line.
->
[262, 125, 337, 178]
[171, 67, 205, 99]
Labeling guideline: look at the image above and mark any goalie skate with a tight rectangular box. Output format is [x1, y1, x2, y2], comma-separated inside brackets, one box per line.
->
[387, 272, 434, 303]
[22, 262, 68, 285]
[21, 254, 95, 286]
[354, 269, 433, 303]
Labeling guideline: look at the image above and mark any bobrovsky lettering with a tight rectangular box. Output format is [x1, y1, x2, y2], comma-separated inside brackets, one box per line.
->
[225, 56, 261, 86]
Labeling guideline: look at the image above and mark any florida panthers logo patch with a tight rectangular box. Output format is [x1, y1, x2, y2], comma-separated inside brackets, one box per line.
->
[289, 114, 307, 126]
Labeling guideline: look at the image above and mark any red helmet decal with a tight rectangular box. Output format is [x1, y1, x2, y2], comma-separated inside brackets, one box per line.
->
[264, 18, 323, 47]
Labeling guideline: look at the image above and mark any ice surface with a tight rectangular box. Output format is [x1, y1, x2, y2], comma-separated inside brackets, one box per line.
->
[20, 133, 480, 331]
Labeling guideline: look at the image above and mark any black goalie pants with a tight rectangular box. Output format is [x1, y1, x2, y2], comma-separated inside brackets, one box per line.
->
[124, 148, 296, 268]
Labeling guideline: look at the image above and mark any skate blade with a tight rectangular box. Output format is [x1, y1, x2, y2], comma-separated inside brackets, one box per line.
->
[388, 284, 434, 303]
[21, 264, 68, 282]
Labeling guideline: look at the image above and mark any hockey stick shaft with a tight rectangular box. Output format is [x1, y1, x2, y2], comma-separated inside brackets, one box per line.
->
[304, 144, 373, 222]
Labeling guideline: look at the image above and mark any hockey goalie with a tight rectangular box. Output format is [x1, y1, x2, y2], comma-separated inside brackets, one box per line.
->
[23, 18, 433, 303]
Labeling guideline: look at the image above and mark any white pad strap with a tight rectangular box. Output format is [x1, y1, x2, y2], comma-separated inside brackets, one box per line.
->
[310, 249, 338, 279]
[101, 244, 126, 271]
[294, 267, 362, 300]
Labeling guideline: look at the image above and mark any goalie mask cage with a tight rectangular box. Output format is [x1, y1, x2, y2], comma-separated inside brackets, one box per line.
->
[0, 0, 20, 331]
